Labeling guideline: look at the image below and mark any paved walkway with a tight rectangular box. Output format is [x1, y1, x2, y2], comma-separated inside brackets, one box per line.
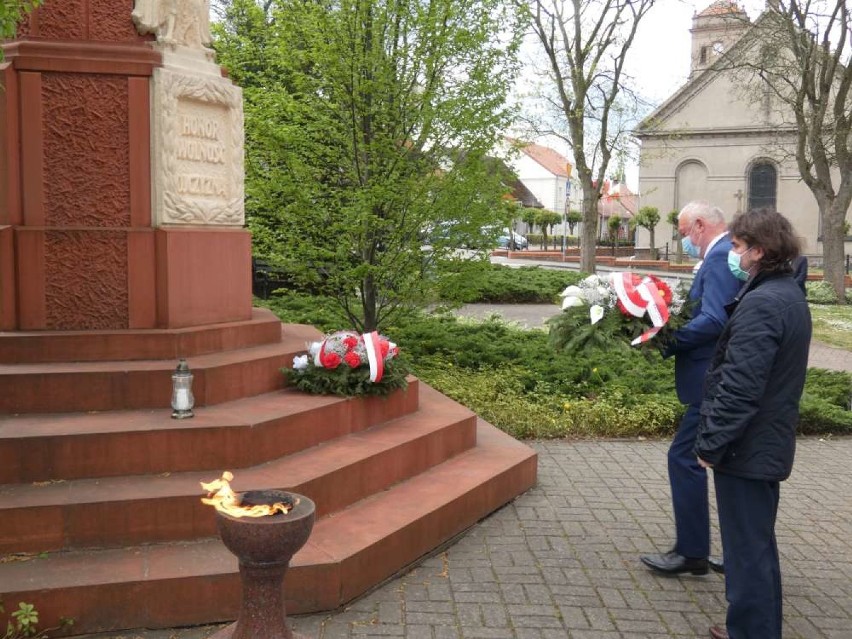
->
[106, 438, 852, 639]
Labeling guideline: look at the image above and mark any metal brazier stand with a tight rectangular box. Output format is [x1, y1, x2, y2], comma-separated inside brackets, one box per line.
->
[210, 490, 316, 639]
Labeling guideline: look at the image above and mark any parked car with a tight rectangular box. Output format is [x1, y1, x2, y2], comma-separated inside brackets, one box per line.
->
[497, 231, 528, 250]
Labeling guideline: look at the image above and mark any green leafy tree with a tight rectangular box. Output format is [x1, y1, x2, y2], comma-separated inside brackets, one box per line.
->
[633, 206, 661, 259]
[607, 214, 622, 254]
[536, 209, 562, 249]
[520, 206, 539, 238]
[667, 209, 682, 263]
[213, 0, 522, 331]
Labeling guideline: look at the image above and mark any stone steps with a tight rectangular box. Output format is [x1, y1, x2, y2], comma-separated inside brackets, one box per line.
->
[0, 322, 321, 413]
[0, 384, 475, 553]
[0, 315, 537, 636]
[0, 380, 419, 483]
[0, 419, 536, 634]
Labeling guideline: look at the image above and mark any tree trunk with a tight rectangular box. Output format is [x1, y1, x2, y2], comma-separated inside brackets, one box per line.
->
[580, 188, 598, 273]
[822, 201, 848, 304]
[649, 229, 656, 260]
[362, 274, 378, 332]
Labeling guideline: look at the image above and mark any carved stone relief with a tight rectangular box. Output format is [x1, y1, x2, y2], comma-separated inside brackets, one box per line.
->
[42, 73, 130, 228]
[132, 0, 212, 50]
[151, 67, 244, 226]
[45, 231, 129, 330]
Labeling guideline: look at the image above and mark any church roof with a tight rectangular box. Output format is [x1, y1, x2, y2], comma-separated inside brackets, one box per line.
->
[634, 10, 769, 136]
[696, 0, 747, 18]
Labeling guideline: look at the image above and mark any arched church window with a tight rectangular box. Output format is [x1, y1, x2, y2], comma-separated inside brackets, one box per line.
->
[748, 162, 777, 210]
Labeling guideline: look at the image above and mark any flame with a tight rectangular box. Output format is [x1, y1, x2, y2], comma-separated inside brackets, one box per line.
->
[200, 471, 294, 518]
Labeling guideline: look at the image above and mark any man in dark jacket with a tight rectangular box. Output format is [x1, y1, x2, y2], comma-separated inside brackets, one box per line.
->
[641, 202, 740, 576]
[696, 209, 812, 639]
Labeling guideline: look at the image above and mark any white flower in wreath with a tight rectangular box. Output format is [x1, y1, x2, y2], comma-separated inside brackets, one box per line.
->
[307, 341, 321, 357]
[292, 355, 309, 371]
[590, 305, 605, 325]
[560, 285, 583, 299]
[562, 294, 585, 310]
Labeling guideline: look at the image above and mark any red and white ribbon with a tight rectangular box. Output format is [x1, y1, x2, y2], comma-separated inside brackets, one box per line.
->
[362, 331, 385, 383]
[609, 273, 670, 346]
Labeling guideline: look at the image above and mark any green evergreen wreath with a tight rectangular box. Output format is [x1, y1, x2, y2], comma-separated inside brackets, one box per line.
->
[282, 331, 409, 397]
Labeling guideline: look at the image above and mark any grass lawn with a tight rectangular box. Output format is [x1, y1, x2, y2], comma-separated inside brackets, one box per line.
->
[810, 304, 852, 350]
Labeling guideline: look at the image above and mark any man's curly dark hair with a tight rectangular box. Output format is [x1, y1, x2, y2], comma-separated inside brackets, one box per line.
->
[729, 208, 800, 274]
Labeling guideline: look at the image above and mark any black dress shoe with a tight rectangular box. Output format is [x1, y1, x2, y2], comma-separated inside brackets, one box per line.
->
[709, 624, 729, 639]
[640, 551, 709, 575]
[708, 555, 724, 574]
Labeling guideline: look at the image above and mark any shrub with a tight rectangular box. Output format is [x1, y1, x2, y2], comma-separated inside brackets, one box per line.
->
[806, 280, 839, 304]
[435, 264, 582, 304]
[798, 395, 852, 434]
[804, 368, 852, 408]
[260, 292, 852, 437]
[413, 357, 683, 439]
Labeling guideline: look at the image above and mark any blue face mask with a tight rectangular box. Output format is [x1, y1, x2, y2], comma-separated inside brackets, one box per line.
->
[682, 236, 700, 258]
[727, 248, 752, 281]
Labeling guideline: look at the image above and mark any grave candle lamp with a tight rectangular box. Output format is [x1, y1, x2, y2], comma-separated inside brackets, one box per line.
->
[171, 359, 195, 419]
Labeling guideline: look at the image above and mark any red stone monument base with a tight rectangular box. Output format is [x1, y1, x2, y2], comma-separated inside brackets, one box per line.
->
[0, 226, 252, 332]
[155, 227, 253, 329]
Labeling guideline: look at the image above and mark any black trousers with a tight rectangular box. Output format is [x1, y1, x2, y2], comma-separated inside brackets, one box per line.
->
[668, 404, 710, 558]
[714, 471, 782, 639]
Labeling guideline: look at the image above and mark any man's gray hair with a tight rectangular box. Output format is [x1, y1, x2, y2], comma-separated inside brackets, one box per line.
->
[678, 201, 726, 225]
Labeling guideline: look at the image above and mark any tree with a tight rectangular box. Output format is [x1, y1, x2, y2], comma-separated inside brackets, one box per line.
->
[633, 205, 660, 259]
[566, 209, 583, 245]
[525, 0, 656, 273]
[213, 0, 522, 330]
[667, 209, 682, 264]
[607, 214, 622, 254]
[736, 1, 851, 301]
[536, 209, 562, 249]
[521, 206, 539, 238]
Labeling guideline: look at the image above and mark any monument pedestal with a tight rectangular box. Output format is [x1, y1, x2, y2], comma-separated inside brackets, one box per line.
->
[0, 3, 248, 332]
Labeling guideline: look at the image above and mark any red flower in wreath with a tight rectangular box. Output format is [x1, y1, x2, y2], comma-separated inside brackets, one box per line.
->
[320, 351, 342, 369]
[648, 276, 673, 306]
[344, 351, 362, 368]
[343, 336, 359, 350]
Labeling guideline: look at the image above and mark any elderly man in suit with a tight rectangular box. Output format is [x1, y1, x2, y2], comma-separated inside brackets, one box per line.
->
[640, 202, 742, 575]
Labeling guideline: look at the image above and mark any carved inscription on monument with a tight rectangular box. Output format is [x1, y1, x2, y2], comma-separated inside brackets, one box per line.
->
[152, 68, 244, 226]
[174, 102, 229, 200]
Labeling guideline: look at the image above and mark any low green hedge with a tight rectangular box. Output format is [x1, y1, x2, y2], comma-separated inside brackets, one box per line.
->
[435, 263, 582, 304]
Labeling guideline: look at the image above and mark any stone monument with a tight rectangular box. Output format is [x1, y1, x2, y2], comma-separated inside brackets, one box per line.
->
[0, 2, 537, 634]
[0, 0, 250, 333]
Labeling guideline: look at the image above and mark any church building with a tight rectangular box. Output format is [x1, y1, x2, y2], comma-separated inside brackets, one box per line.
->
[634, 0, 851, 258]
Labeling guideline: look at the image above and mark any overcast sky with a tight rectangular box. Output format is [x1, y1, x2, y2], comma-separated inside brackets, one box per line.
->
[523, 0, 766, 189]
[628, 0, 764, 103]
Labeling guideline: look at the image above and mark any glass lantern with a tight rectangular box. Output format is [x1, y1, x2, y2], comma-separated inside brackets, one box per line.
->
[171, 359, 195, 419]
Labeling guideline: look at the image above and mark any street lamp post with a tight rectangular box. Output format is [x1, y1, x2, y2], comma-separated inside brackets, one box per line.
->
[563, 161, 573, 256]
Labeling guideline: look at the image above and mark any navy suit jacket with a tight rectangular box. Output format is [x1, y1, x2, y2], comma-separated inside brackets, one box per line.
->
[669, 235, 742, 405]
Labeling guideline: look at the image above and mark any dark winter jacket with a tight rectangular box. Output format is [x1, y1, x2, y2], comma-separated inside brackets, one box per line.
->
[694, 271, 812, 481]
